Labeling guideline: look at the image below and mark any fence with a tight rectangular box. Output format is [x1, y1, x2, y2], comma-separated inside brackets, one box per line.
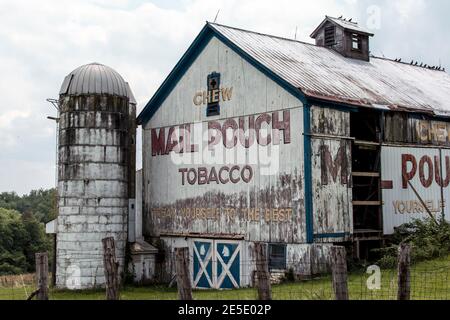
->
[0, 239, 449, 300]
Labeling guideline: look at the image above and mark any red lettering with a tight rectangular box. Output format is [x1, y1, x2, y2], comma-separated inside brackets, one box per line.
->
[241, 166, 253, 183]
[238, 116, 255, 148]
[219, 167, 230, 184]
[208, 167, 219, 184]
[402, 154, 417, 189]
[321, 144, 348, 185]
[165, 126, 179, 154]
[272, 110, 291, 145]
[178, 168, 188, 185]
[151, 128, 165, 156]
[198, 167, 208, 185]
[435, 155, 450, 188]
[187, 169, 197, 185]
[222, 119, 238, 149]
[255, 114, 272, 146]
[184, 124, 198, 153]
[444, 156, 450, 187]
[208, 121, 222, 150]
[419, 156, 433, 188]
[230, 166, 240, 184]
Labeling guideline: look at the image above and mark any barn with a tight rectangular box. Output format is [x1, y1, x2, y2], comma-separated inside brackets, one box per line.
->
[136, 16, 450, 289]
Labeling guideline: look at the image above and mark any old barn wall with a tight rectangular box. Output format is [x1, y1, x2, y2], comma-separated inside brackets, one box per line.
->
[381, 145, 450, 234]
[310, 106, 353, 242]
[382, 112, 450, 234]
[154, 237, 332, 286]
[142, 35, 306, 244]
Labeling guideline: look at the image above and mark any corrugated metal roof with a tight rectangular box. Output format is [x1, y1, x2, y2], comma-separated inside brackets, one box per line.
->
[60, 63, 134, 101]
[323, 16, 374, 36]
[210, 23, 450, 116]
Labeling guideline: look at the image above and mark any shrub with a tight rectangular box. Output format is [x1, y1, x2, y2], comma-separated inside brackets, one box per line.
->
[375, 217, 450, 268]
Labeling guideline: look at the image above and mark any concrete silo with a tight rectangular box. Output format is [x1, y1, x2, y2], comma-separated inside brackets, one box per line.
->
[56, 63, 136, 289]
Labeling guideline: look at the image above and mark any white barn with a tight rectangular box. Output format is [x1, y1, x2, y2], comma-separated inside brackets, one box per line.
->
[136, 17, 450, 289]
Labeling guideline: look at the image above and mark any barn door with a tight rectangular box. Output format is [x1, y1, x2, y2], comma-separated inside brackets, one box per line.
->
[192, 240, 214, 289]
[215, 241, 241, 289]
[192, 239, 241, 289]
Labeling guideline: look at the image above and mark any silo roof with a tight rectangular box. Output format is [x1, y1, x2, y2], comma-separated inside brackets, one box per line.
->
[60, 62, 136, 103]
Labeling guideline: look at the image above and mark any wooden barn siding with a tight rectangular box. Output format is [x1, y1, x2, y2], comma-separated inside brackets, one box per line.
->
[384, 112, 450, 146]
[310, 106, 353, 242]
[142, 36, 306, 244]
[156, 236, 333, 283]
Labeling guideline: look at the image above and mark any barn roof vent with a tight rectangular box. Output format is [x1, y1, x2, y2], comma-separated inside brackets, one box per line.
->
[311, 15, 374, 61]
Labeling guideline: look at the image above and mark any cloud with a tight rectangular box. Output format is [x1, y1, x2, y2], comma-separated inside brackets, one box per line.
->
[0, 0, 448, 195]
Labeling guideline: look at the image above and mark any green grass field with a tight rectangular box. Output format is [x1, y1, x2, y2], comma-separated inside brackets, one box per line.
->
[1, 255, 449, 300]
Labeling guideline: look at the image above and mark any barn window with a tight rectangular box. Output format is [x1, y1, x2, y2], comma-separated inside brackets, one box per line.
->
[268, 244, 286, 270]
[352, 33, 362, 51]
[324, 26, 336, 47]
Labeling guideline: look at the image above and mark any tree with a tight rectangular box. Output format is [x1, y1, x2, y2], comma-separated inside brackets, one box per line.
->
[0, 208, 51, 275]
[0, 188, 57, 223]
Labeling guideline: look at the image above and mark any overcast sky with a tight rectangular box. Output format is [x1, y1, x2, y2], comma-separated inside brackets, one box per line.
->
[0, 0, 449, 195]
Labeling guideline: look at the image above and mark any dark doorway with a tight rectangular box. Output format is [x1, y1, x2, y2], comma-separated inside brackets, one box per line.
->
[350, 109, 383, 259]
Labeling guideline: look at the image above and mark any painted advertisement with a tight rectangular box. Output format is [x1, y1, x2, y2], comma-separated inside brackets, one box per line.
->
[147, 107, 305, 243]
[381, 146, 450, 235]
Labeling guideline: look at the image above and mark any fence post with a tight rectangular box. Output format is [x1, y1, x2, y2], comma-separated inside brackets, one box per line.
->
[331, 246, 349, 300]
[174, 247, 193, 300]
[35, 252, 49, 300]
[254, 242, 272, 300]
[102, 237, 119, 300]
[397, 243, 411, 301]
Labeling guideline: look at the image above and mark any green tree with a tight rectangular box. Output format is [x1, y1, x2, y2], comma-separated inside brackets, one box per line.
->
[0, 188, 57, 223]
[0, 208, 51, 275]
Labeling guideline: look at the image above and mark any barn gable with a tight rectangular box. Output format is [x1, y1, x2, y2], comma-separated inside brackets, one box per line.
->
[141, 24, 308, 246]
[137, 23, 307, 126]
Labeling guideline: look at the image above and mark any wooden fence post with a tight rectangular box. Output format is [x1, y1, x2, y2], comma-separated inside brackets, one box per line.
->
[174, 247, 193, 300]
[254, 242, 272, 300]
[102, 237, 119, 300]
[35, 252, 49, 300]
[331, 246, 349, 300]
[397, 243, 411, 301]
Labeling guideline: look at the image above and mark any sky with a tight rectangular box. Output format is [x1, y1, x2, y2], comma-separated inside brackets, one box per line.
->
[0, 0, 449, 195]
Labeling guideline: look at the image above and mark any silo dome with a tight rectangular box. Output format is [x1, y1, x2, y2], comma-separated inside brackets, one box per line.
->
[56, 62, 136, 289]
[59, 62, 136, 103]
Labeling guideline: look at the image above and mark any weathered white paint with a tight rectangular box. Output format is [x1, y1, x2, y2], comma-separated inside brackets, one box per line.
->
[156, 237, 332, 287]
[142, 35, 306, 244]
[381, 146, 449, 234]
[56, 95, 133, 289]
[311, 107, 353, 242]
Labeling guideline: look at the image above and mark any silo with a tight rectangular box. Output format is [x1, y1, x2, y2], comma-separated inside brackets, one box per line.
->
[56, 62, 136, 289]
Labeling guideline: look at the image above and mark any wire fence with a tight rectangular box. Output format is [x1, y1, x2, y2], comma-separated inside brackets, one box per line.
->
[1, 245, 449, 300]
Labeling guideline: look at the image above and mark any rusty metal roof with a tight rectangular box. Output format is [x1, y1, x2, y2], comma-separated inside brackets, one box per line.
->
[60, 62, 135, 101]
[210, 23, 450, 116]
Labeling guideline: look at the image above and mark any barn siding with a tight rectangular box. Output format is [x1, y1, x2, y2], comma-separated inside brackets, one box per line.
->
[142, 36, 306, 244]
[310, 106, 353, 242]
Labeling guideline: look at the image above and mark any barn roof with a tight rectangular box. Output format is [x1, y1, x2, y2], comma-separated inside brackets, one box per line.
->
[310, 16, 374, 38]
[137, 22, 450, 124]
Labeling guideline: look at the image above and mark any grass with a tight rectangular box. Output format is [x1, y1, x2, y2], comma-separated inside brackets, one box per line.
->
[1, 255, 449, 300]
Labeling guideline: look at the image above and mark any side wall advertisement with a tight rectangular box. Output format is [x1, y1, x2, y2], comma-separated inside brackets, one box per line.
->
[381, 146, 450, 234]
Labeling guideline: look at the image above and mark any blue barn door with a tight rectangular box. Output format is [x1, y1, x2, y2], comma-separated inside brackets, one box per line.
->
[215, 241, 241, 289]
[192, 240, 241, 289]
[192, 240, 214, 289]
